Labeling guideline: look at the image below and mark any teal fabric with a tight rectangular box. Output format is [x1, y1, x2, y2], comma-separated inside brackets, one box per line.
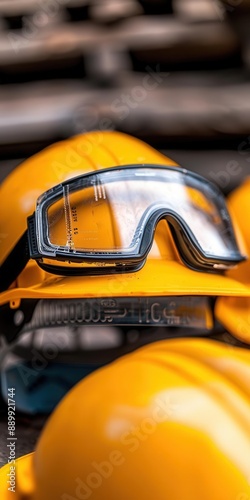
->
[2, 362, 103, 414]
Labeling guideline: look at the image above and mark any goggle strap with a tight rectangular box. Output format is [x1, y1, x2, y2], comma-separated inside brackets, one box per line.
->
[0, 231, 29, 293]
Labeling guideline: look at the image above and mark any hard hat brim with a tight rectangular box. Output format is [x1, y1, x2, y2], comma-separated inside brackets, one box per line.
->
[1, 259, 250, 307]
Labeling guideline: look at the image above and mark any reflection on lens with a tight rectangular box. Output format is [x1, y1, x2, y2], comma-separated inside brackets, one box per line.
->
[45, 167, 236, 258]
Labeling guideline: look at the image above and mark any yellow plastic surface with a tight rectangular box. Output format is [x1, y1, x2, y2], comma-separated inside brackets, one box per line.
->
[215, 178, 250, 342]
[1, 338, 250, 499]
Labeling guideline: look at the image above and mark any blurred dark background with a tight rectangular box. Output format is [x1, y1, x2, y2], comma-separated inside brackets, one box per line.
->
[0, 0, 250, 192]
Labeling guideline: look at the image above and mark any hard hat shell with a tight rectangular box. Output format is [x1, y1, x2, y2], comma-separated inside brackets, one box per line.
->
[215, 177, 250, 342]
[1, 130, 249, 309]
[1, 338, 250, 500]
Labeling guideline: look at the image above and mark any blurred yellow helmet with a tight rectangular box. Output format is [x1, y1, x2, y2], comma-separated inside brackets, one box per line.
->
[216, 177, 250, 343]
[1, 338, 250, 500]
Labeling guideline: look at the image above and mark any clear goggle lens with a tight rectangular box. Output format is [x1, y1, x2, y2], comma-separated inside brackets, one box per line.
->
[32, 166, 244, 272]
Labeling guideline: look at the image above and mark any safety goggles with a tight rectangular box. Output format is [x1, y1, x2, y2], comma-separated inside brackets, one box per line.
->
[0, 164, 245, 291]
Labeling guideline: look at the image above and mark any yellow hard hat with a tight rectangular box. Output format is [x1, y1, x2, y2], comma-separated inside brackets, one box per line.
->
[0, 131, 249, 344]
[215, 178, 250, 343]
[1, 337, 250, 500]
[0, 131, 248, 303]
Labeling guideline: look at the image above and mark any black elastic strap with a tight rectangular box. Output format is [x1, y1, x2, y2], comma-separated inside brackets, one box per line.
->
[0, 231, 29, 293]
